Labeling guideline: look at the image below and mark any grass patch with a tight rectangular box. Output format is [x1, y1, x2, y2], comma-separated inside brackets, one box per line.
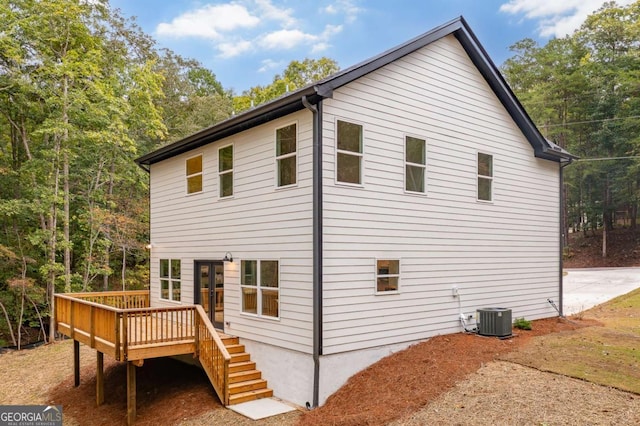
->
[502, 288, 640, 394]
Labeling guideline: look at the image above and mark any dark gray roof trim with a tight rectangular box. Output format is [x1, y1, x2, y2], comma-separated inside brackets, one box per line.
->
[136, 16, 573, 166]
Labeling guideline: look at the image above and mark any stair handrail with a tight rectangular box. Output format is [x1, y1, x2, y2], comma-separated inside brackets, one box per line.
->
[194, 305, 231, 405]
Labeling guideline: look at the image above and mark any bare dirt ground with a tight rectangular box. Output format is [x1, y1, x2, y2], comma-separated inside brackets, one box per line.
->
[564, 227, 640, 268]
[3, 316, 626, 426]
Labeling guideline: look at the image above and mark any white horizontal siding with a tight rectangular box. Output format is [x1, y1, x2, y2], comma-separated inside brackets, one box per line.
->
[149, 110, 314, 353]
[320, 34, 560, 354]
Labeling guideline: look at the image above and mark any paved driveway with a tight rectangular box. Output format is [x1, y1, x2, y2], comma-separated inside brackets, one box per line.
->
[563, 267, 640, 315]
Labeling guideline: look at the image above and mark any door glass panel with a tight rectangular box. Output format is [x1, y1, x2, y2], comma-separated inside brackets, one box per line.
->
[214, 264, 224, 326]
[199, 265, 210, 314]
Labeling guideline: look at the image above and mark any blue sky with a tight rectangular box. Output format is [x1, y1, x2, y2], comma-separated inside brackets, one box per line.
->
[109, 0, 632, 94]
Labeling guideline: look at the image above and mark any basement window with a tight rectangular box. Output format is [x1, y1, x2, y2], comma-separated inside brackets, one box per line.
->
[376, 259, 399, 293]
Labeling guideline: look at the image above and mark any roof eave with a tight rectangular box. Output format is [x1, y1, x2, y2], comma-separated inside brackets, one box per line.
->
[135, 87, 320, 166]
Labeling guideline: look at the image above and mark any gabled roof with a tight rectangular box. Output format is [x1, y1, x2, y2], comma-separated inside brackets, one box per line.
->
[136, 16, 574, 167]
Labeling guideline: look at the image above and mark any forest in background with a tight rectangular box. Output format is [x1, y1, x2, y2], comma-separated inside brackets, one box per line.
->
[1, 0, 639, 347]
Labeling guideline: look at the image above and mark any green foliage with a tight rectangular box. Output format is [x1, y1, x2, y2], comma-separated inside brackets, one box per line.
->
[0, 0, 338, 345]
[513, 317, 532, 330]
[502, 1, 640, 239]
[235, 57, 339, 113]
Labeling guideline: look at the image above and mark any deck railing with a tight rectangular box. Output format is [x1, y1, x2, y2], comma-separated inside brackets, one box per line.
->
[195, 305, 231, 405]
[54, 291, 231, 405]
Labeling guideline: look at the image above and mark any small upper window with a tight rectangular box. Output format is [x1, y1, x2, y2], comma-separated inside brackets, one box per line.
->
[477, 152, 493, 202]
[219, 145, 233, 198]
[405, 136, 426, 193]
[336, 120, 363, 185]
[376, 260, 399, 293]
[186, 155, 203, 194]
[276, 123, 297, 187]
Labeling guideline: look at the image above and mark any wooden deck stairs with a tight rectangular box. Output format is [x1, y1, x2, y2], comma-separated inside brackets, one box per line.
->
[222, 335, 273, 404]
[54, 291, 274, 424]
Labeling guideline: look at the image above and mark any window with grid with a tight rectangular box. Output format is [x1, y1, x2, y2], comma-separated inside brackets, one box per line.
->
[405, 136, 426, 193]
[160, 259, 181, 301]
[276, 123, 297, 187]
[376, 259, 399, 293]
[240, 260, 279, 318]
[186, 155, 203, 194]
[336, 120, 363, 184]
[219, 145, 233, 198]
[477, 152, 493, 201]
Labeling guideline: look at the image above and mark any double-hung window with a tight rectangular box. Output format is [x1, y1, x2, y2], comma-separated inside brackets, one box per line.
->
[160, 259, 181, 301]
[240, 260, 279, 318]
[186, 155, 203, 194]
[219, 145, 233, 198]
[276, 123, 297, 187]
[376, 260, 399, 293]
[336, 120, 363, 184]
[405, 136, 426, 193]
[477, 152, 493, 202]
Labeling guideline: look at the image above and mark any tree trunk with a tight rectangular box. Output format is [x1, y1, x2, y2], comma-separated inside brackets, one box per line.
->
[63, 75, 71, 293]
[602, 176, 610, 258]
[0, 301, 17, 347]
[47, 137, 61, 344]
[121, 246, 126, 291]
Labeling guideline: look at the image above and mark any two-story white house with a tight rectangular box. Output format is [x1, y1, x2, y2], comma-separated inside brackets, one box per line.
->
[135, 17, 573, 408]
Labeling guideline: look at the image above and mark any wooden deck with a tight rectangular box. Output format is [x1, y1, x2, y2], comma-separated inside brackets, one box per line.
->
[54, 291, 272, 425]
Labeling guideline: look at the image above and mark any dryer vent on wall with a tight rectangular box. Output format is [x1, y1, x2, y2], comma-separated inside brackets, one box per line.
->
[477, 308, 512, 337]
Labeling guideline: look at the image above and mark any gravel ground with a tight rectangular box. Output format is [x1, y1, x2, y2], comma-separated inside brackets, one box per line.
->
[392, 361, 640, 426]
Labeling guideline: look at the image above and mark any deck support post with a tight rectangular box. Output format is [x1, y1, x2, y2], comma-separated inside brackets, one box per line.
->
[126, 361, 136, 425]
[96, 351, 104, 406]
[73, 340, 80, 387]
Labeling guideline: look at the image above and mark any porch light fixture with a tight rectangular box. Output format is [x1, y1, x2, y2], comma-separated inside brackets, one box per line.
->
[223, 252, 233, 263]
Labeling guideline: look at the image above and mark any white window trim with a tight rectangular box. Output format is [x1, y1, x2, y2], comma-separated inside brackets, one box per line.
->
[239, 259, 281, 320]
[275, 121, 299, 189]
[404, 134, 427, 195]
[375, 258, 400, 295]
[218, 143, 234, 199]
[159, 258, 182, 303]
[335, 118, 365, 187]
[185, 153, 204, 195]
[476, 151, 494, 203]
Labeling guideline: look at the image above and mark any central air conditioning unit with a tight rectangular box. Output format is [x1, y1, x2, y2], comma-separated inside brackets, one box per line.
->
[477, 308, 512, 337]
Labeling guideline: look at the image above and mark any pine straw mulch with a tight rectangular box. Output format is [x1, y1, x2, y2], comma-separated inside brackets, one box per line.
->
[298, 317, 601, 426]
[0, 316, 607, 426]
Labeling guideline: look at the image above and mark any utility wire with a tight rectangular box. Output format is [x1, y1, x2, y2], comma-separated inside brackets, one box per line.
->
[575, 155, 640, 162]
[542, 115, 640, 128]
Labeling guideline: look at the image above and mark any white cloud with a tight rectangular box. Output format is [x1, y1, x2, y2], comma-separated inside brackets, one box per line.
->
[311, 42, 330, 53]
[218, 40, 254, 58]
[260, 29, 317, 50]
[322, 0, 362, 23]
[255, 0, 297, 28]
[500, 0, 636, 38]
[156, 3, 259, 39]
[258, 58, 285, 73]
[157, 1, 353, 59]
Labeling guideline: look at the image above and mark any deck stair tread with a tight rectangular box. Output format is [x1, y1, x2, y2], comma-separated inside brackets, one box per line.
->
[228, 369, 262, 383]
[220, 334, 272, 405]
[228, 388, 274, 405]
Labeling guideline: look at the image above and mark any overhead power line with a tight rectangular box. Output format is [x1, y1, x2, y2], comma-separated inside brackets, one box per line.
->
[575, 155, 640, 162]
[542, 115, 640, 128]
